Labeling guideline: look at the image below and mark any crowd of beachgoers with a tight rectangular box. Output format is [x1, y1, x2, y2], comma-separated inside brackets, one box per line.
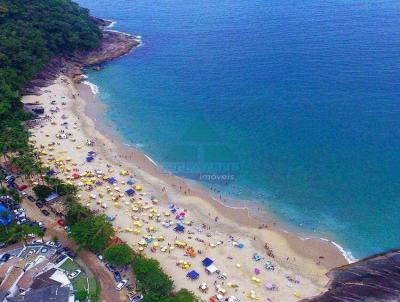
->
[21, 76, 345, 301]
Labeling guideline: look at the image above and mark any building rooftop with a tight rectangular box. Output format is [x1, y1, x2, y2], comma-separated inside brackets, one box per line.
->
[0, 258, 19, 282]
[0, 266, 24, 292]
[17, 260, 52, 291]
[31, 268, 61, 290]
[7, 284, 70, 302]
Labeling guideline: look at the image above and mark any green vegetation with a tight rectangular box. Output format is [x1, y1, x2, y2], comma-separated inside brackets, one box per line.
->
[0, 0, 101, 173]
[0, 1, 199, 300]
[0, 222, 42, 245]
[167, 289, 199, 302]
[132, 255, 198, 302]
[88, 276, 100, 302]
[103, 243, 133, 266]
[133, 256, 173, 298]
[69, 213, 114, 252]
[33, 185, 53, 201]
[64, 195, 92, 226]
[73, 275, 87, 295]
[75, 290, 88, 301]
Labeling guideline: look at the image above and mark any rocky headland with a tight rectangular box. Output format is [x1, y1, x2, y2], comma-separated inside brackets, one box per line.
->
[23, 18, 139, 95]
[302, 249, 400, 301]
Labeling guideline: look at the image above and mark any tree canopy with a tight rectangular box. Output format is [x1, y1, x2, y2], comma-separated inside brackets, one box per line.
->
[69, 214, 114, 252]
[133, 256, 174, 299]
[103, 243, 133, 266]
[0, 0, 101, 166]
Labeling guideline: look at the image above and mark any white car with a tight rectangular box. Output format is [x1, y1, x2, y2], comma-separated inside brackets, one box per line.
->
[31, 239, 43, 245]
[17, 213, 26, 218]
[116, 279, 128, 291]
[67, 269, 81, 279]
[46, 241, 58, 247]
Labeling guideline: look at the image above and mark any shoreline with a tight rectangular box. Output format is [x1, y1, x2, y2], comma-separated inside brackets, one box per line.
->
[21, 18, 351, 300]
[77, 77, 350, 269]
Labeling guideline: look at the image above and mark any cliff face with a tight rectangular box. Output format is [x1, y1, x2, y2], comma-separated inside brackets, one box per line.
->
[23, 21, 139, 95]
[302, 250, 400, 302]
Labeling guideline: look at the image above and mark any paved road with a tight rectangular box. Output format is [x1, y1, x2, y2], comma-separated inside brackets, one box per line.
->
[21, 199, 124, 302]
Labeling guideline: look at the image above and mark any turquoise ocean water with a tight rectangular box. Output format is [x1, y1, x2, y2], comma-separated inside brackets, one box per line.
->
[76, 0, 400, 259]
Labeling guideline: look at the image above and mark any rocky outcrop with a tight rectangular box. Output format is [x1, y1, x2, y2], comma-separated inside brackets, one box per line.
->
[302, 249, 400, 302]
[23, 20, 139, 95]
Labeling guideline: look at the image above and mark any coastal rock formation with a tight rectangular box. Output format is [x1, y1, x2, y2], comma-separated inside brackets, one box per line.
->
[302, 249, 400, 302]
[23, 20, 139, 95]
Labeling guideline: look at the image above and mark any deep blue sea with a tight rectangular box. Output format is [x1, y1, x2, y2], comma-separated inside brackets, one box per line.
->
[76, 0, 400, 259]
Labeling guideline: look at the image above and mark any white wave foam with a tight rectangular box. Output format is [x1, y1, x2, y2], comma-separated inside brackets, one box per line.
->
[83, 81, 99, 95]
[106, 20, 117, 28]
[319, 237, 357, 264]
[104, 29, 132, 37]
[145, 154, 158, 167]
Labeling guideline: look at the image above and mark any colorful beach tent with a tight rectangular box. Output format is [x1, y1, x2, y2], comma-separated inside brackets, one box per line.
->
[125, 188, 135, 196]
[127, 179, 134, 185]
[205, 265, 218, 274]
[86, 156, 94, 162]
[174, 225, 185, 233]
[187, 270, 199, 280]
[47, 170, 56, 176]
[202, 257, 214, 267]
[108, 177, 117, 184]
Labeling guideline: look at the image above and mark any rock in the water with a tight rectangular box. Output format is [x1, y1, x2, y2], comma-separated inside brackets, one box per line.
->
[302, 250, 400, 302]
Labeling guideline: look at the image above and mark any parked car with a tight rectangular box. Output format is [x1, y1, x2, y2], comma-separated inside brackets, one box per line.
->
[17, 218, 27, 224]
[36, 202, 44, 209]
[46, 241, 58, 247]
[64, 226, 71, 234]
[40, 247, 49, 253]
[5, 176, 15, 183]
[57, 219, 65, 226]
[66, 251, 77, 259]
[41, 209, 50, 216]
[67, 269, 81, 280]
[0, 253, 10, 262]
[18, 185, 28, 191]
[113, 271, 122, 282]
[16, 213, 26, 219]
[116, 280, 128, 291]
[13, 208, 25, 215]
[130, 294, 144, 302]
[55, 255, 66, 264]
[96, 253, 103, 261]
[31, 239, 43, 245]
[27, 196, 36, 202]
[105, 263, 116, 272]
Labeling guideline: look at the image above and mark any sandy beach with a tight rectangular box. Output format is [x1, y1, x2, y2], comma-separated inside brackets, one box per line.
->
[22, 76, 347, 301]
